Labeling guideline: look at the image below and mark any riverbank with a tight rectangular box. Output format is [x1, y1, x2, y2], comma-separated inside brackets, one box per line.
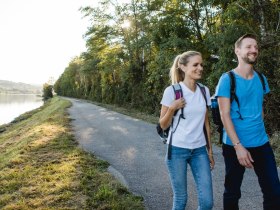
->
[0, 97, 144, 209]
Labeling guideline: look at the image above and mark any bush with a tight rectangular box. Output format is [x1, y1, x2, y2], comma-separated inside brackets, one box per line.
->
[43, 83, 53, 101]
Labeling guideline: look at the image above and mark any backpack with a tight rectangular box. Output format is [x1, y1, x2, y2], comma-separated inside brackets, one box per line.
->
[156, 83, 209, 159]
[156, 83, 184, 144]
[211, 70, 266, 144]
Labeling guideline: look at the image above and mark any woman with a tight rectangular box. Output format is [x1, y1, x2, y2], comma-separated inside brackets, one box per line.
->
[159, 51, 214, 210]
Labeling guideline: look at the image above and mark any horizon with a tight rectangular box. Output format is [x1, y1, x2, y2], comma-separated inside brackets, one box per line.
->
[0, 79, 43, 87]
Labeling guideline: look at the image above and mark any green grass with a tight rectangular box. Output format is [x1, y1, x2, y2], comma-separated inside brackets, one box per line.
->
[0, 97, 144, 210]
[270, 132, 280, 165]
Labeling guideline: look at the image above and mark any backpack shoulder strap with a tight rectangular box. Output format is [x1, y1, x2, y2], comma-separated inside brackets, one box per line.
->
[227, 71, 240, 108]
[196, 83, 207, 106]
[196, 83, 210, 151]
[228, 71, 235, 103]
[254, 70, 266, 92]
[172, 83, 185, 119]
[172, 83, 183, 99]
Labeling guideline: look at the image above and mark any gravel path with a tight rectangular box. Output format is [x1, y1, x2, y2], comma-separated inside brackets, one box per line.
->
[66, 97, 279, 210]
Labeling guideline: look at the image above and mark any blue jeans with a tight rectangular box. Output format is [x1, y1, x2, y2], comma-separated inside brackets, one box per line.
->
[166, 145, 213, 210]
[223, 142, 280, 210]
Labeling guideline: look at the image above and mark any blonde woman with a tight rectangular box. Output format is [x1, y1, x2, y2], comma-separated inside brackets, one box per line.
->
[159, 51, 214, 210]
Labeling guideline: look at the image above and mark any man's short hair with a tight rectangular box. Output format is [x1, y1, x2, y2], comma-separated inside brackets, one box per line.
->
[235, 33, 258, 49]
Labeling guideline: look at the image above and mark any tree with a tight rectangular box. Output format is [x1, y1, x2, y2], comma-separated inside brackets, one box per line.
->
[54, 0, 280, 134]
[42, 83, 53, 101]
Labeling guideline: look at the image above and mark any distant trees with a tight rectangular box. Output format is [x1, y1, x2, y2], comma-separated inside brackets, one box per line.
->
[0, 80, 42, 94]
[54, 0, 280, 134]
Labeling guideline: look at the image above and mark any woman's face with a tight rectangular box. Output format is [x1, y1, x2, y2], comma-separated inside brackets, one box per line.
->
[180, 55, 203, 81]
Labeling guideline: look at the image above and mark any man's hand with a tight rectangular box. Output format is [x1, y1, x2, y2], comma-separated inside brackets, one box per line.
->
[235, 144, 254, 168]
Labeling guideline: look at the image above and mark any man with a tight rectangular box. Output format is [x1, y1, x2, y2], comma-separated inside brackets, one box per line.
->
[215, 33, 280, 210]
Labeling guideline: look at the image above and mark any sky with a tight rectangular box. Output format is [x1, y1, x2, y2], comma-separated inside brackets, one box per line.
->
[0, 0, 99, 85]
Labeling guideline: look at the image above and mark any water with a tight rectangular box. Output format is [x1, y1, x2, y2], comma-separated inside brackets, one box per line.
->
[0, 94, 43, 125]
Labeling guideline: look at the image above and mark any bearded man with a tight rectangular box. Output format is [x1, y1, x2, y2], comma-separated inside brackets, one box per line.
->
[215, 34, 280, 210]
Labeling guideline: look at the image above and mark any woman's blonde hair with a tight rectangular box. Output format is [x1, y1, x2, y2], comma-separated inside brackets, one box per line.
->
[170, 51, 201, 84]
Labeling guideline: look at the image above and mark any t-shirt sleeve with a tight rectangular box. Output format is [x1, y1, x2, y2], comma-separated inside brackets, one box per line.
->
[205, 86, 211, 106]
[215, 73, 231, 98]
[263, 75, 270, 95]
[160, 86, 175, 107]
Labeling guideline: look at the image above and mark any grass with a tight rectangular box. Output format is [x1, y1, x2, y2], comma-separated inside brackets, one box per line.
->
[0, 97, 144, 210]
[270, 132, 280, 165]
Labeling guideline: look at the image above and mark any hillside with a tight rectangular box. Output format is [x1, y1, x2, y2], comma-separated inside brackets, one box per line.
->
[0, 80, 42, 94]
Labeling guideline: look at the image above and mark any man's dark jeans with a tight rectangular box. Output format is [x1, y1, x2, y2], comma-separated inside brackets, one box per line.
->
[222, 142, 280, 210]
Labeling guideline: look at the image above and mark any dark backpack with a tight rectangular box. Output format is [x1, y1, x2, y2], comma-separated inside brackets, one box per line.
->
[156, 83, 209, 159]
[211, 70, 266, 143]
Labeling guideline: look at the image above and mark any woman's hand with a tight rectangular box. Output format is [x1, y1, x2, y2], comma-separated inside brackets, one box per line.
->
[170, 98, 186, 111]
[208, 153, 215, 170]
[159, 98, 185, 130]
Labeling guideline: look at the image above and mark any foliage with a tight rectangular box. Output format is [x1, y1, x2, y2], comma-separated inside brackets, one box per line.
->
[54, 0, 280, 134]
[42, 83, 53, 101]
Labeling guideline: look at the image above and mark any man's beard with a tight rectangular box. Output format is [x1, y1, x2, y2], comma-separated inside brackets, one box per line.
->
[242, 54, 258, 64]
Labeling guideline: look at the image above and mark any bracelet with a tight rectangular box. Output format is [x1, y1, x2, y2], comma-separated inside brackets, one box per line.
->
[233, 142, 241, 147]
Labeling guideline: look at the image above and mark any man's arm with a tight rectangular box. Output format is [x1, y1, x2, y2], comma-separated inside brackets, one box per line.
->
[218, 97, 254, 168]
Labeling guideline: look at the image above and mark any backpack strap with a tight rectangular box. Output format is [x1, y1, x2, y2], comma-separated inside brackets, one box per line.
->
[228, 71, 243, 120]
[228, 71, 240, 108]
[172, 83, 183, 99]
[197, 83, 207, 105]
[254, 70, 266, 92]
[167, 83, 184, 160]
[196, 83, 210, 151]
[172, 83, 185, 119]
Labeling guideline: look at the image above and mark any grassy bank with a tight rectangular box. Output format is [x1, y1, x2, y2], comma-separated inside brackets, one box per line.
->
[0, 97, 144, 210]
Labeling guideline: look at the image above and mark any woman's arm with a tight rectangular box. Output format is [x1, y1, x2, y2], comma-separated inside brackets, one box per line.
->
[159, 98, 185, 130]
[205, 109, 215, 169]
[205, 109, 212, 152]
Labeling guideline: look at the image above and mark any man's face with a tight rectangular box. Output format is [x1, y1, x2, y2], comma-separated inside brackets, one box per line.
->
[236, 38, 259, 64]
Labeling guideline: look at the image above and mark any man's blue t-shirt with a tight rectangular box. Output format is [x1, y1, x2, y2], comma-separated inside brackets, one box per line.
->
[215, 70, 270, 147]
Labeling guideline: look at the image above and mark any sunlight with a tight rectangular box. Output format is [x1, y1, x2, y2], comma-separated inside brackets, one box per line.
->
[121, 20, 130, 29]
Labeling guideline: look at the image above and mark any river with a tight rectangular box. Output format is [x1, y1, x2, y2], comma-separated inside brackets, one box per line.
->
[0, 94, 43, 125]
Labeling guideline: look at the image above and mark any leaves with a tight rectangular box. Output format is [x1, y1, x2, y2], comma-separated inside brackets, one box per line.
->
[54, 0, 280, 133]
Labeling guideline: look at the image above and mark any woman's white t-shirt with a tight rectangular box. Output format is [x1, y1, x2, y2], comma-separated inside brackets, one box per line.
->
[160, 82, 211, 149]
